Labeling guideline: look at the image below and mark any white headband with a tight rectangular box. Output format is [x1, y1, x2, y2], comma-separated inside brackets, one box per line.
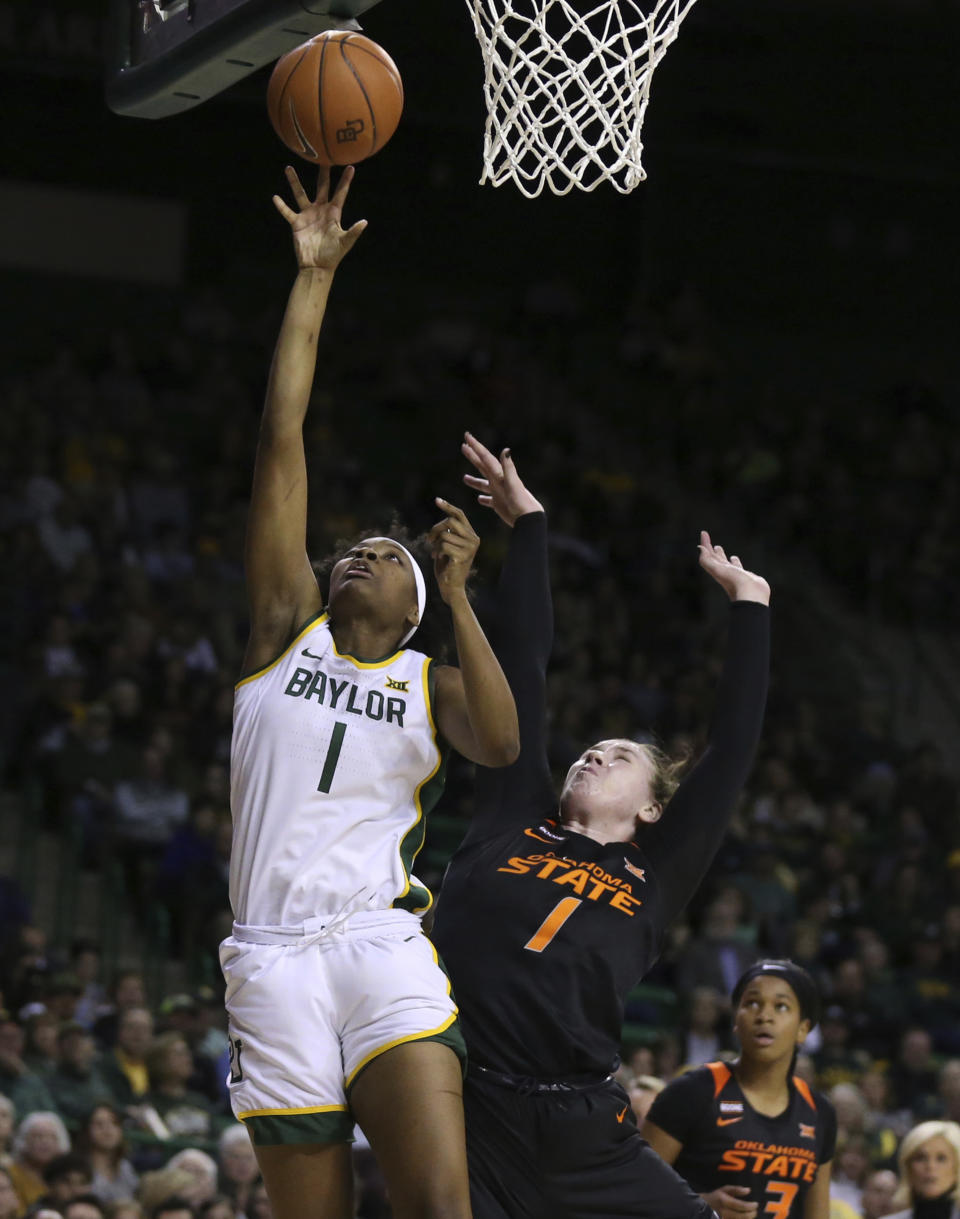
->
[365, 537, 426, 647]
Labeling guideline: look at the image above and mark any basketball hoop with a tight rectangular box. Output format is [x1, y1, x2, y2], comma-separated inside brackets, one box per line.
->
[465, 0, 699, 196]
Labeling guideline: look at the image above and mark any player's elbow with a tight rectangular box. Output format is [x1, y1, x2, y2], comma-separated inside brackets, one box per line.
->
[483, 729, 521, 768]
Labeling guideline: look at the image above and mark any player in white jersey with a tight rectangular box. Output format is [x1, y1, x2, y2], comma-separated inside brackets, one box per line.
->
[222, 164, 520, 1219]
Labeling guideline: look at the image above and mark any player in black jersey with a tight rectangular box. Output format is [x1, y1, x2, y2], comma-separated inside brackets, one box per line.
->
[644, 961, 836, 1219]
[431, 435, 771, 1219]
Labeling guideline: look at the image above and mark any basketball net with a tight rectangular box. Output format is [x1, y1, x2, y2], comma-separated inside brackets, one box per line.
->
[465, 0, 699, 196]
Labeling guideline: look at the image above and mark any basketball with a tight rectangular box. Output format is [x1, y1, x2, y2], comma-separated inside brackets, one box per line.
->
[266, 31, 403, 166]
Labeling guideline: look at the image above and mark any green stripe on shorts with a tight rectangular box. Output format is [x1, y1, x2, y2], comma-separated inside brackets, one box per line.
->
[242, 1108, 355, 1146]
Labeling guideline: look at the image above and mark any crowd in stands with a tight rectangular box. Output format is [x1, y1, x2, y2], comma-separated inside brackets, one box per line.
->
[0, 268, 959, 1218]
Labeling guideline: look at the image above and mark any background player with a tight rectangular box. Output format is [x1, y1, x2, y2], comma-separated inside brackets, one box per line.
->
[431, 434, 770, 1219]
[222, 170, 519, 1219]
[644, 960, 835, 1219]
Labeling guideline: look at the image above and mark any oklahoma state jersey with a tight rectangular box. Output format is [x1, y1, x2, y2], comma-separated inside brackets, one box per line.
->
[646, 1062, 837, 1219]
[230, 613, 446, 929]
[434, 816, 663, 1077]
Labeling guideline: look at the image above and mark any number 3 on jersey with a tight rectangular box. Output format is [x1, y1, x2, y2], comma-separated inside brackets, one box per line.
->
[317, 722, 347, 793]
[525, 897, 582, 952]
[764, 1182, 798, 1219]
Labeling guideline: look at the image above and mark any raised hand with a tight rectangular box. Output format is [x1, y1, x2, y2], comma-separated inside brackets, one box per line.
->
[272, 164, 367, 271]
[698, 532, 770, 605]
[461, 432, 543, 527]
[428, 499, 480, 605]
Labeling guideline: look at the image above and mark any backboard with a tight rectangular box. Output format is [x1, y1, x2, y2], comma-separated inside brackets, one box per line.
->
[107, 0, 384, 119]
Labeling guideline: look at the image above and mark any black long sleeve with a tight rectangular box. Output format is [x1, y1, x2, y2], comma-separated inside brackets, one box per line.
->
[643, 599, 770, 925]
[461, 511, 554, 846]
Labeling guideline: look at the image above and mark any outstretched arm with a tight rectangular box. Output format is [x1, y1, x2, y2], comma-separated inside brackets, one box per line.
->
[455, 435, 557, 843]
[430, 497, 520, 768]
[242, 166, 366, 676]
[644, 534, 770, 925]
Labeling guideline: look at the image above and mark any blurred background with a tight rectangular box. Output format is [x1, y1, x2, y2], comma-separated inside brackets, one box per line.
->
[0, 1, 959, 1216]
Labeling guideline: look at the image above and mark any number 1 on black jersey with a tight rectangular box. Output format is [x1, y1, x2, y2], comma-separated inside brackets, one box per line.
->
[524, 897, 582, 952]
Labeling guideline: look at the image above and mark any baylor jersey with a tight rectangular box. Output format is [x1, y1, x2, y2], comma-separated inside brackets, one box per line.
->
[647, 1062, 837, 1219]
[230, 613, 446, 929]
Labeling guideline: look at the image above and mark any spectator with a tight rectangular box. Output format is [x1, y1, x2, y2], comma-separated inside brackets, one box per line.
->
[0, 1096, 14, 1169]
[244, 1184, 270, 1219]
[75, 1104, 138, 1205]
[97, 1008, 152, 1106]
[831, 1083, 870, 1142]
[0, 1017, 56, 1117]
[888, 1120, 960, 1219]
[163, 1150, 216, 1208]
[137, 1170, 196, 1218]
[63, 1197, 107, 1219]
[861, 1169, 899, 1219]
[48, 1026, 112, 1132]
[676, 892, 758, 996]
[36, 498, 93, 575]
[49, 707, 130, 851]
[155, 1000, 217, 1106]
[44, 975, 84, 1025]
[624, 1074, 665, 1127]
[196, 1198, 233, 1219]
[8, 1111, 70, 1213]
[832, 1135, 872, 1213]
[890, 1030, 941, 1117]
[814, 1007, 873, 1090]
[215, 1127, 257, 1219]
[150, 1201, 195, 1219]
[144, 1038, 216, 1144]
[40, 1153, 94, 1209]
[105, 1203, 143, 1219]
[0, 1168, 18, 1219]
[902, 928, 960, 1053]
[112, 748, 189, 898]
[934, 1064, 960, 1125]
[679, 987, 728, 1067]
[68, 944, 107, 1035]
[93, 976, 147, 1051]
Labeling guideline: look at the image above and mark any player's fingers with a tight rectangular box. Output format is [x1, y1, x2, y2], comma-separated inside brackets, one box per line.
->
[477, 495, 494, 508]
[435, 498, 473, 527]
[313, 164, 332, 204]
[285, 165, 311, 208]
[715, 544, 727, 561]
[464, 432, 503, 477]
[731, 555, 744, 568]
[722, 1200, 756, 1216]
[460, 441, 487, 474]
[461, 439, 497, 476]
[272, 195, 298, 224]
[330, 164, 355, 209]
[341, 219, 368, 251]
[463, 474, 491, 491]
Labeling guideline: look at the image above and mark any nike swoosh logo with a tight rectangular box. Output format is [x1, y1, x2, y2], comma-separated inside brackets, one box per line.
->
[717, 1117, 742, 1126]
[302, 648, 324, 660]
[524, 828, 555, 843]
[616, 1106, 629, 1123]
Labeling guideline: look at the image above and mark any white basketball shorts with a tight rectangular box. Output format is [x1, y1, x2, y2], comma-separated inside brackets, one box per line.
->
[220, 908, 465, 1145]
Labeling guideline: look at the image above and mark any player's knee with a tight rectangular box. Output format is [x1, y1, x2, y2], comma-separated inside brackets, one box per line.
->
[391, 1181, 471, 1219]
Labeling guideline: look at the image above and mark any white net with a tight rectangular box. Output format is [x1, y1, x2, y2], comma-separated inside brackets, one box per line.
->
[465, 0, 699, 196]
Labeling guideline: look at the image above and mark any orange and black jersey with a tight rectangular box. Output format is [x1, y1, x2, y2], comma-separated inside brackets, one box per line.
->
[647, 1063, 837, 1219]
[431, 512, 770, 1079]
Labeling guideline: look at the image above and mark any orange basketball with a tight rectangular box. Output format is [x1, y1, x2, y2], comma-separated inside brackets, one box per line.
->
[267, 31, 403, 166]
